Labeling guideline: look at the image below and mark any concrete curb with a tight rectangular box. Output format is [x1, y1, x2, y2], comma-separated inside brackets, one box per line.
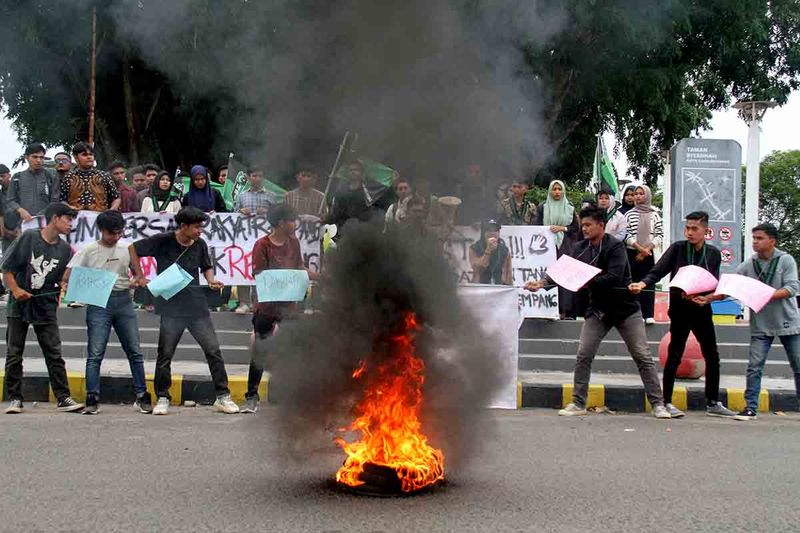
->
[518, 381, 799, 412]
[0, 371, 268, 406]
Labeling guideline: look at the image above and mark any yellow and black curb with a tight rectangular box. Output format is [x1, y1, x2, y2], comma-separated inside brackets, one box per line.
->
[517, 382, 797, 412]
[0, 372, 267, 406]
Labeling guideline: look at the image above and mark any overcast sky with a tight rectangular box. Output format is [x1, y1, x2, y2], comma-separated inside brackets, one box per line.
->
[1, 91, 798, 175]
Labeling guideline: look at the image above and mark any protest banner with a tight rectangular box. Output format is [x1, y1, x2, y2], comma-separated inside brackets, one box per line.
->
[715, 273, 775, 313]
[64, 266, 117, 307]
[442, 225, 558, 318]
[669, 265, 719, 295]
[546, 254, 601, 293]
[147, 263, 193, 300]
[23, 211, 323, 286]
[255, 269, 310, 302]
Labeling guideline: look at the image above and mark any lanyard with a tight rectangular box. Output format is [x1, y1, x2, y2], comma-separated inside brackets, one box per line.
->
[685, 242, 706, 267]
[753, 256, 779, 285]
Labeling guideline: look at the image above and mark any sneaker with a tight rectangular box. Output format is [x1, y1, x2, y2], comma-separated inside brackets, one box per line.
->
[706, 402, 736, 418]
[57, 397, 85, 412]
[666, 403, 685, 418]
[82, 395, 99, 415]
[5, 399, 23, 414]
[67, 302, 85, 308]
[653, 404, 672, 419]
[214, 394, 240, 414]
[734, 408, 758, 421]
[644, 318, 657, 325]
[240, 396, 259, 414]
[235, 304, 250, 315]
[558, 403, 587, 416]
[152, 397, 170, 415]
[134, 392, 153, 414]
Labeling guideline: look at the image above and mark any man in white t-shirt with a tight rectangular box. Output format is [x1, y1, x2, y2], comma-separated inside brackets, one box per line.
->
[64, 210, 151, 414]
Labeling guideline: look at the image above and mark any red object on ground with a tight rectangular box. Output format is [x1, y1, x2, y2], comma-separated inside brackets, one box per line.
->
[658, 332, 706, 379]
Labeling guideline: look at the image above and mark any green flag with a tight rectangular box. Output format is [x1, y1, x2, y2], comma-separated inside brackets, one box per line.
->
[592, 136, 619, 196]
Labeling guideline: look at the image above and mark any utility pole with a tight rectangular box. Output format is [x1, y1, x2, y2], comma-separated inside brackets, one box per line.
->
[87, 5, 97, 145]
[732, 100, 776, 255]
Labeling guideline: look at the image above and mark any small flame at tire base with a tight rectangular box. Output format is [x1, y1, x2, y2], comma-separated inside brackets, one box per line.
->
[334, 313, 445, 494]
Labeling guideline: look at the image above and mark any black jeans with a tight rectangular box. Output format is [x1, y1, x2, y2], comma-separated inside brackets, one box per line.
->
[4, 317, 71, 401]
[156, 314, 230, 399]
[246, 314, 279, 399]
[664, 302, 720, 405]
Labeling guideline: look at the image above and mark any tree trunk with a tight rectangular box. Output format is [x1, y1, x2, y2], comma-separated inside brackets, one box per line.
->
[122, 49, 139, 165]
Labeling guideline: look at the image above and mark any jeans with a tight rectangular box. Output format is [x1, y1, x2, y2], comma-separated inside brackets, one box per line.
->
[246, 315, 279, 399]
[4, 317, 71, 401]
[85, 291, 146, 399]
[155, 314, 230, 399]
[573, 311, 664, 408]
[745, 334, 800, 411]
[664, 303, 720, 405]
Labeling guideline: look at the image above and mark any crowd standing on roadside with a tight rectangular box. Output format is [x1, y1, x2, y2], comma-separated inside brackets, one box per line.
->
[0, 141, 797, 420]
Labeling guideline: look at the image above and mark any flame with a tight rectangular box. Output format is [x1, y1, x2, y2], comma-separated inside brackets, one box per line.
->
[334, 313, 445, 492]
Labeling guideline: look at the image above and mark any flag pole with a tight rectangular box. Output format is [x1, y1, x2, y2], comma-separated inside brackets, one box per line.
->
[319, 132, 350, 216]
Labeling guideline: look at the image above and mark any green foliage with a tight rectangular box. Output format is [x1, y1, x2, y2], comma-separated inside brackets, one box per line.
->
[754, 150, 800, 259]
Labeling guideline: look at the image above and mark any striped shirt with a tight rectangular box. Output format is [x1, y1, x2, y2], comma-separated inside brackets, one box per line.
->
[624, 208, 663, 250]
[284, 187, 328, 218]
[235, 189, 277, 214]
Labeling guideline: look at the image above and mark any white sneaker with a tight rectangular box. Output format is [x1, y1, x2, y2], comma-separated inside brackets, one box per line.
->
[558, 403, 588, 416]
[234, 304, 250, 314]
[653, 404, 672, 419]
[644, 318, 656, 325]
[152, 397, 170, 415]
[666, 403, 685, 418]
[214, 394, 240, 414]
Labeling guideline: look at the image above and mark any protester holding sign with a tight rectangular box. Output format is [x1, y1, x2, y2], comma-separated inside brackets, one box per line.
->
[64, 211, 151, 415]
[182, 165, 227, 213]
[2, 203, 84, 414]
[728, 224, 800, 421]
[141, 171, 181, 214]
[242, 204, 319, 413]
[469, 219, 512, 285]
[526, 207, 670, 419]
[130, 207, 239, 415]
[630, 211, 735, 419]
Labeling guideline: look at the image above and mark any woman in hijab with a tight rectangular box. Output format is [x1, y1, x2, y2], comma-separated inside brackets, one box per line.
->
[182, 165, 227, 212]
[619, 184, 637, 215]
[535, 180, 580, 319]
[624, 184, 663, 323]
[596, 188, 627, 241]
[141, 171, 182, 214]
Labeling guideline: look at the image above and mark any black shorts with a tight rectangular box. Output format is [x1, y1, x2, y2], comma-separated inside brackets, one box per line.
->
[252, 314, 280, 339]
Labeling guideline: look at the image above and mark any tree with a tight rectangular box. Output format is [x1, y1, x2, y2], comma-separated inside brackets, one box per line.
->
[0, 0, 798, 188]
[756, 150, 800, 259]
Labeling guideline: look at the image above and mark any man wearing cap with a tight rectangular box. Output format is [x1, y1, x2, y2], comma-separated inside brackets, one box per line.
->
[469, 219, 512, 285]
[2, 202, 85, 414]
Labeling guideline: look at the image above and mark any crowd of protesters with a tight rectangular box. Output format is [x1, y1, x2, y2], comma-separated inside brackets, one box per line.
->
[1, 141, 797, 421]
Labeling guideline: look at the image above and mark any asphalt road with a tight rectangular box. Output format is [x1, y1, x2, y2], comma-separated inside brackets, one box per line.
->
[1, 405, 799, 532]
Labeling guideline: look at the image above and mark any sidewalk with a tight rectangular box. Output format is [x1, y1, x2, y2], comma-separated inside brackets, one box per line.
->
[518, 371, 799, 413]
[0, 357, 264, 406]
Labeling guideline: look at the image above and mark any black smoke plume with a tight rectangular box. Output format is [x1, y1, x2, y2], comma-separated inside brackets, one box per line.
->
[264, 221, 511, 469]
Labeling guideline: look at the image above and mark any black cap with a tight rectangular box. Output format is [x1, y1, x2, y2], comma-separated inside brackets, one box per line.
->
[0, 164, 9, 174]
[486, 219, 502, 231]
[44, 202, 78, 222]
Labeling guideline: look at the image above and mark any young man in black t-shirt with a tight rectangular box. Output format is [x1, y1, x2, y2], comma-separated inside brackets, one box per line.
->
[2, 203, 84, 414]
[130, 207, 239, 415]
[630, 211, 735, 419]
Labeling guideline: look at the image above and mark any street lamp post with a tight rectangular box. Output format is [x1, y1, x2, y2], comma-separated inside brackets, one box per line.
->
[732, 100, 776, 255]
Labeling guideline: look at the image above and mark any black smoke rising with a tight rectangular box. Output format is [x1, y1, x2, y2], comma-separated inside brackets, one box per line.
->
[111, 0, 565, 184]
[265, 221, 511, 469]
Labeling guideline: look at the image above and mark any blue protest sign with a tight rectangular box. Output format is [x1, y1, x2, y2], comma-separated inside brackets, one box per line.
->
[147, 263, 193, 301]
[65, 266, 118, 308]
[255, 269, 309, 302]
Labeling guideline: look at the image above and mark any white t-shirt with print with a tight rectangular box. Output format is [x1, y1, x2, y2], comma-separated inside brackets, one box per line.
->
[68, 241, 132, 291]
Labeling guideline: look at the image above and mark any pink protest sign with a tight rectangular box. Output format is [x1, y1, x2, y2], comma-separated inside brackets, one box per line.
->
[715, 274, 775, 313]
[669, 265, 718, 295]
[546, 254, 601, 292]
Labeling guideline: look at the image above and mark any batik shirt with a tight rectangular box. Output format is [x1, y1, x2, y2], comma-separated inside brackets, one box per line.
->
[60, 168, 120, 211]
